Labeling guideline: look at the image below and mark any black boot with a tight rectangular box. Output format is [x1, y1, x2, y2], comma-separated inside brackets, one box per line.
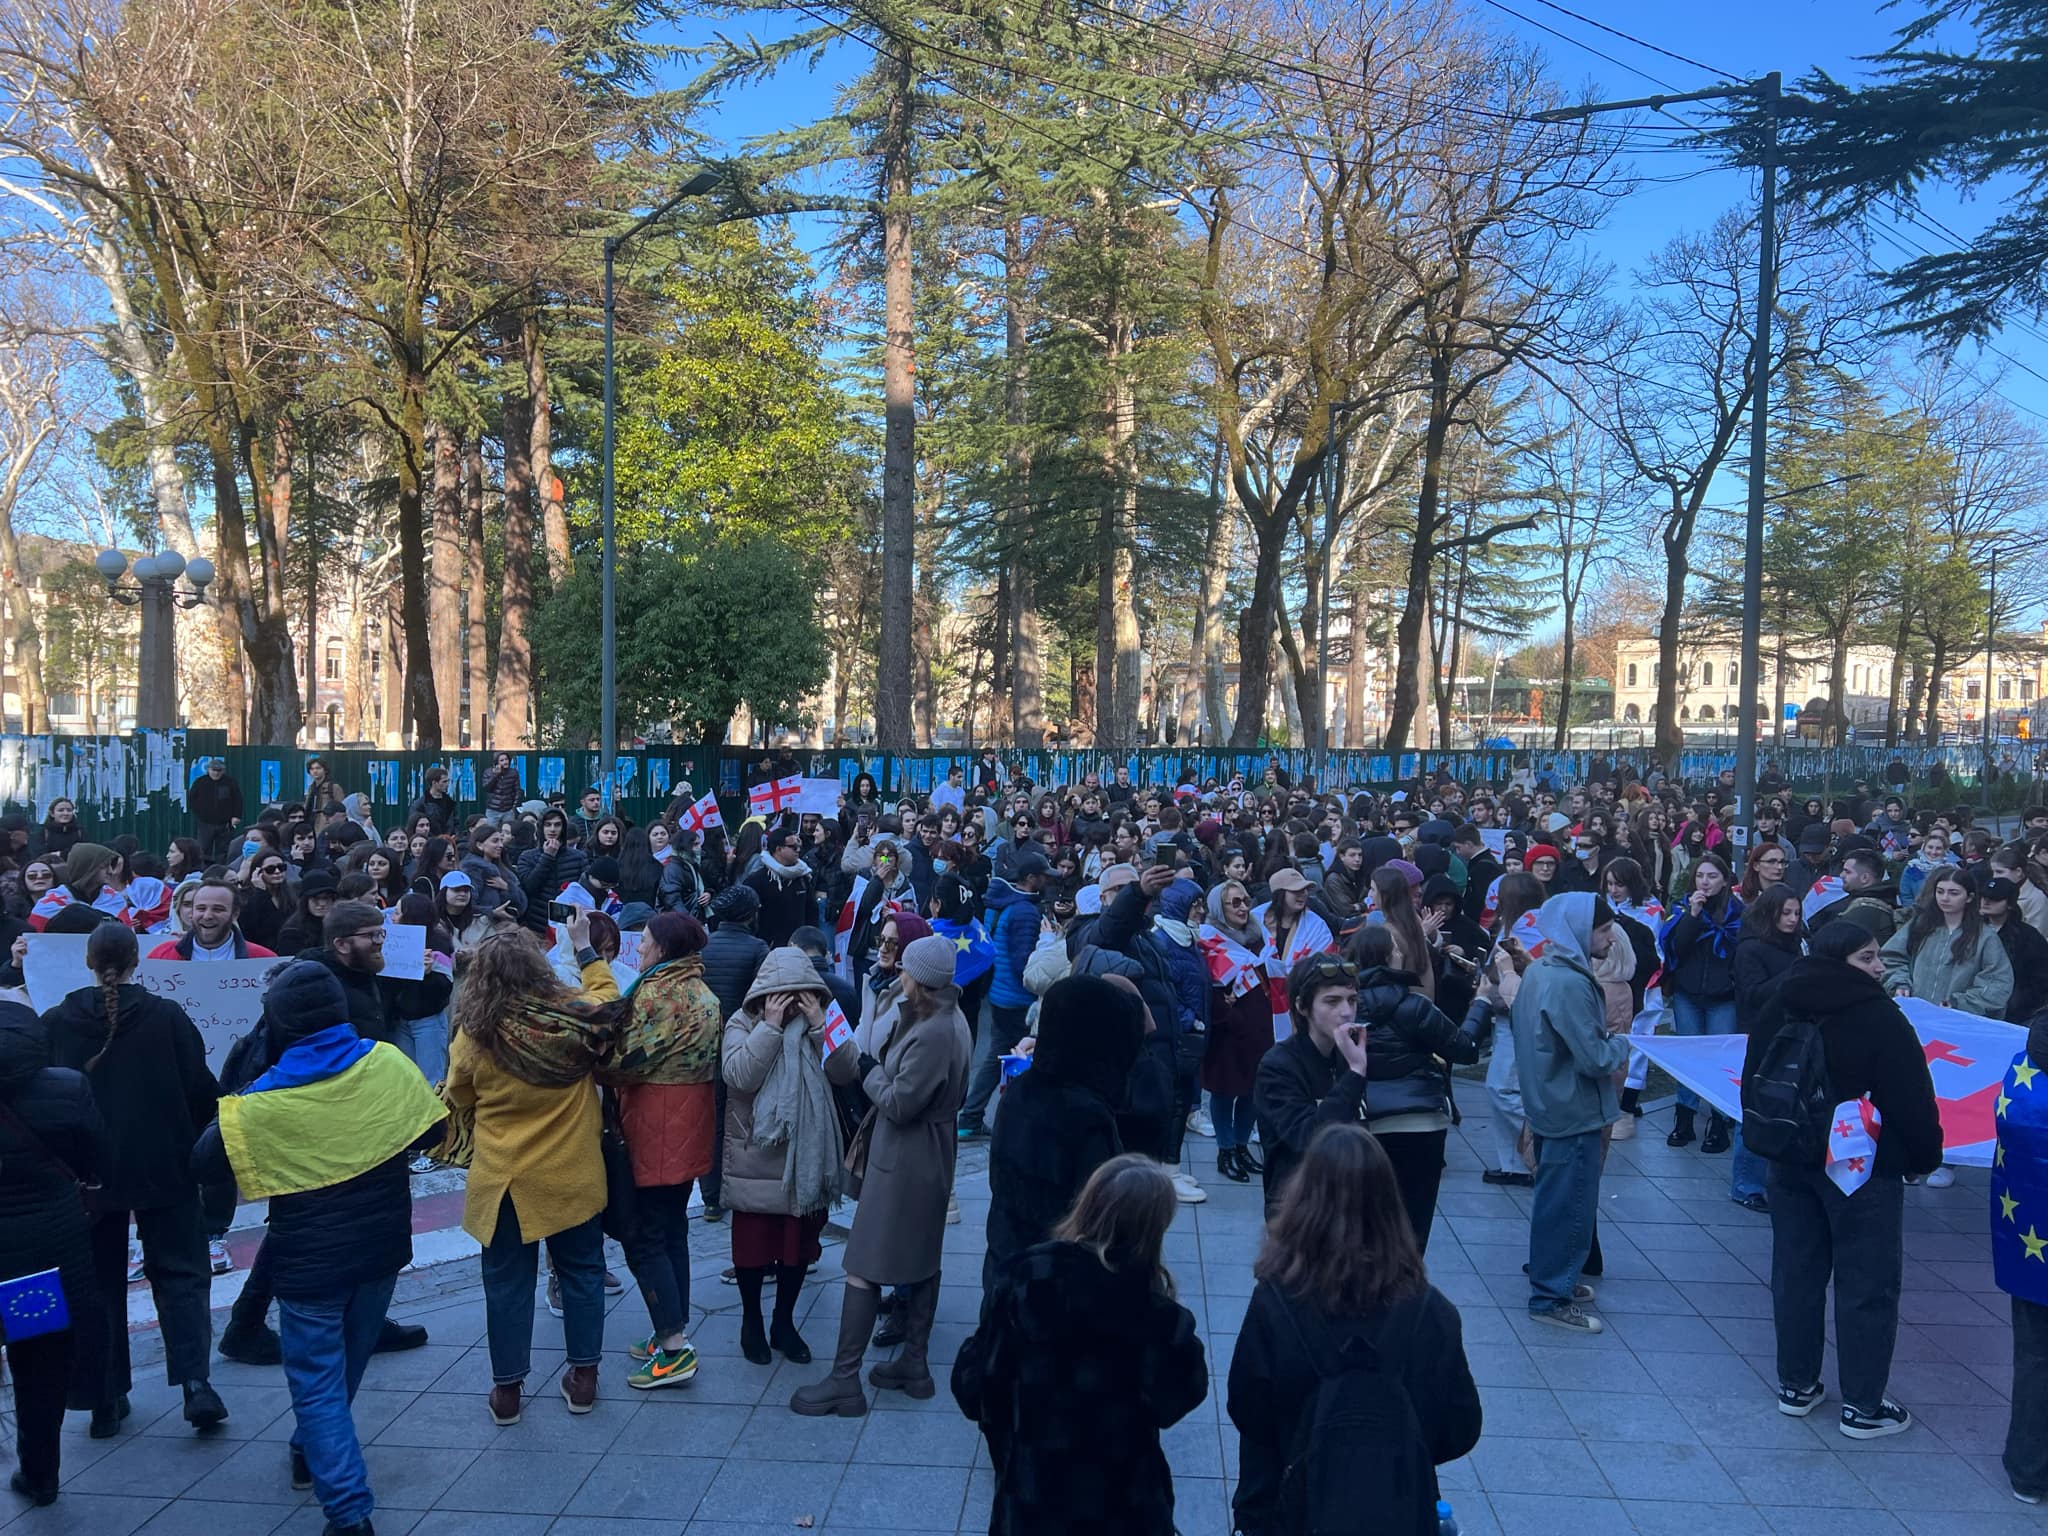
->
[1667, 1106, 1696, 1148]
[769, 1263, 810, 1363]
[373, 1317, 427, 1353]
[872, 1290, 909, 1349]
[869, 1274, 940, 1399]
[1237, 1142, 1264, 1175]
[219, 1310, 282, 1366]
[1700, 1113, 1732, 1155]
[183, 1379, 229, 1431]
[1619, 1086, 1642, 1118]
[1218, 1148, 1250, 1183]
[789, 1284, 879, 1417]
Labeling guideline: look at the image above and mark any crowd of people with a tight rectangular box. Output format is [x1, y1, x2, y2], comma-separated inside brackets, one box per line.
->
[0, 748, 2042, 1534]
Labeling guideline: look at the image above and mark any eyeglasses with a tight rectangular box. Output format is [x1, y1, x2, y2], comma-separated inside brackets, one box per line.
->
[1298, 956, 1359, 985]
[349, 929, 385, 944]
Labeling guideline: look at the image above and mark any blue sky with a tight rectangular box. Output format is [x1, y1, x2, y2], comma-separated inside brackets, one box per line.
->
[657, 0, 2048, 425]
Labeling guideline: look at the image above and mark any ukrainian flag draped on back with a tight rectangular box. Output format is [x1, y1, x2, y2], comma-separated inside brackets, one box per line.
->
[1992, 1047, 2048, 1304]
[217, 1025, 446, 1201]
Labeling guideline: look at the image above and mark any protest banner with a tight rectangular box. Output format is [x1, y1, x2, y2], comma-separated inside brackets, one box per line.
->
[1629, 996, 2024, 1167]
[379, 916, 427, 980]
[794, 778, 843, 816]
[22, 933, 272, 1073]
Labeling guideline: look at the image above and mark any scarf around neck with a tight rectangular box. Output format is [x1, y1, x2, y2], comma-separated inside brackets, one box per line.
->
[486, 991, 627, 1089]
[749, 1015, 843, 1215]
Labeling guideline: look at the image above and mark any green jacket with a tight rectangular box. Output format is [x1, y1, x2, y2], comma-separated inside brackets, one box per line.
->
[1880, 920, 2014, 1017]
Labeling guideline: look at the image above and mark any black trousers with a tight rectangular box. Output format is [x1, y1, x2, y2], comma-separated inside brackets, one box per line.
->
[8, 1326, 73, 1492]
[624, 1182, 696, 1339]
[1767, 1162, 1903, 1414]
[229, 1233, 277, 1329]
[1378, 1128, 1449, 1253]
[704, 1078, 728, 1210]
[195, 822, 235, 863]
[80, 1200, 212, 1407]
[2009, 1297, 2048, 1497]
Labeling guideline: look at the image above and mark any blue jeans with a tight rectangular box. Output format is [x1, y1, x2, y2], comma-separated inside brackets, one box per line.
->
[277, 1273, 398, 1530]
[1667, 994, 1737, 1111]
[1209, 1092, 1256, 1150]
[1729, 1124, 1768, 1203]
[394, 1011, 449, 1087]
[1528, 1130, 1604, 1312]
[479, 1195, 604, 1384]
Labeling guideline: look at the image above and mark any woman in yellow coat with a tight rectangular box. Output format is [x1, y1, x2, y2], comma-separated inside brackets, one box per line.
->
[444, 910, 626, 1427]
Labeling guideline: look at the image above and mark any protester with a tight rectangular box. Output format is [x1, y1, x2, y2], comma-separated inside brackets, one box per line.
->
[193, 963, 444, 1535]
[603, 912, 722, 1391]
[1227, 1123, 1482, 1536]
[1730, 883, 1807, 1212]
[1480, 871, 1545, 1187]
[444, 912, 624, 1424]
[189, 759, 244, 863]
[1200, 878, 1273, 1182]
[721, 946, 859, 1365]
[952, 1154, 1208, 1536]
[45, 922, 226, 1435]
[744, 825, 816, 948]
[1742, 919, 1943, 1438]
[957, 853, 1048, 1139]
[147, 878, 277, 961]
[1882, 866, 2014, 1016]
[1253, 953, 1371, 1215]
[792, 933, 970, 1415]
[1982, 874, 2048, 1022]
[1659, 853, 1743, 1151]
[1513, 892, 1630, 1334]
[0, 1002, 107, 1504]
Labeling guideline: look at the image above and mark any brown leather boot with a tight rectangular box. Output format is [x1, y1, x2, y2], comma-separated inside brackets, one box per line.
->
[789, 1284, 880, 1417]
[488, 1383, 522, 1426]
[560, 1364, 598, 1414]
[868, 1273, 940, 1400]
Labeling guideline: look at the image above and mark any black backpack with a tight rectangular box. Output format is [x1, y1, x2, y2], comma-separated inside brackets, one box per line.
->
[1277, 1302, 1437, 1536]
[1742, 1014, 1833, 1165]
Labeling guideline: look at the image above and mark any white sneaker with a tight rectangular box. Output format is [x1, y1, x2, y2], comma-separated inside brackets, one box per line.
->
[1925, 1165, 1956, 1189]
[945, 1194, 961, 1225]
[1186, 1108, 1215, 1138]
[409, 1154, 437, 1175]
[127, 1239, 146, 1284]
[1170, 1171, 1208, 1205]
[208, 1239, 233, 1276]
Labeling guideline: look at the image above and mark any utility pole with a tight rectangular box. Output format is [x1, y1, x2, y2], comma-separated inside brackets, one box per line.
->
[1537, 72, 1781, 874]
[1985, 550, 1999, 772]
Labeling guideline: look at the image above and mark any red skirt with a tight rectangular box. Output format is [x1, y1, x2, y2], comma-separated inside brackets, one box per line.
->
[729, 1209, 827, 1270]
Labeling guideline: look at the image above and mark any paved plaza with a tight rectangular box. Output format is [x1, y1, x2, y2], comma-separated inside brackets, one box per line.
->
[2, 1095, 2040, 1536]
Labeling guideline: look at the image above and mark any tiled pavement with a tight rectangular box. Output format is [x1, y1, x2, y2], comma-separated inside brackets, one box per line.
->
[4, 1097, 2040, 1536]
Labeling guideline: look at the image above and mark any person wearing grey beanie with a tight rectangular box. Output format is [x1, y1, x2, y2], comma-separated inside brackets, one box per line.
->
[791, 932, 971, 1418]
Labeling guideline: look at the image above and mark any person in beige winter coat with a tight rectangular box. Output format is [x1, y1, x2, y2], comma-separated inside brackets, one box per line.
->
[721, 947, 860, 1367]
[791, 934, 971, 1417]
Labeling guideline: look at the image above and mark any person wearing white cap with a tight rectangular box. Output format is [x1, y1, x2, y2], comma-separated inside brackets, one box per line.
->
[435, 871, 493, 952]
[791, 933, 969, 1416]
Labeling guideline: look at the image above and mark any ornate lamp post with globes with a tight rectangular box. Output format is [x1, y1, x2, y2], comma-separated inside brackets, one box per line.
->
[94, 547, 214, 729]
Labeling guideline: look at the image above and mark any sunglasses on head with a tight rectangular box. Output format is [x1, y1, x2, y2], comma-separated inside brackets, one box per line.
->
[1299, 956, 1359, 987]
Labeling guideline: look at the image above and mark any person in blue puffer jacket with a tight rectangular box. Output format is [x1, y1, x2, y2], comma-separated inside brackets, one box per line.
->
[956, 855, 1049, 1140]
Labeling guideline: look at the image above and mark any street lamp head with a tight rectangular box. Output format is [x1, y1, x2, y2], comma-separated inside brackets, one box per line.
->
[679, 168, 722, 197]
[133, 553, 167, 582]
[94, 548, 128, 581]
[185, 557, 214, 591]
[154, 549, 187, 581]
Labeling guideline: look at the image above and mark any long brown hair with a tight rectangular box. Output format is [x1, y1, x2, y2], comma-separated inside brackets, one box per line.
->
[449, 929, 577, 1063]
[1905, 864, 1983, 966]
[1255, 1123, 1426, 1314]
[84, 921, 139, 1072]
[1050, 1153, 1179, 1298]
[1366, 868, 1433, 997]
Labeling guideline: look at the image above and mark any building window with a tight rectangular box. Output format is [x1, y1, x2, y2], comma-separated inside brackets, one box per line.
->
[1729, 662, 1738, 686]
[1701, 662, 1714, 686]
[1968, 678, 1983, 701]
[49, 691, 80, 717]
[1623, 703, 1640, 723]
[1698, 704, 1716, 720]
[2025, 680, 2036, 702]
[2001, 677, 2014, 701]
[324, 640, 343, 682]
[1653, 662, 1661, 685]
[1626, 663, 1638, 688]
[1679, 705, 1691, 722]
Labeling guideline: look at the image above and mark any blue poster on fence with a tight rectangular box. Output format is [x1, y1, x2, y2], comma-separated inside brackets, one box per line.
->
[259, 760, 281, 804]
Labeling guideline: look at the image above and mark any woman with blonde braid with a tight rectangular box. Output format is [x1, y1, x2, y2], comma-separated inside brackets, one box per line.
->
[46, 920, 225, 1436]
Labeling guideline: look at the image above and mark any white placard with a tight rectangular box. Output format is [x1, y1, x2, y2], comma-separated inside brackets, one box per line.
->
[795, 778, 844, 816]
[24, 935, 275, 1074]
[22, 934, 90, 1013]
[1480, 830, 1508, 855]
[378, 917, 427, 980]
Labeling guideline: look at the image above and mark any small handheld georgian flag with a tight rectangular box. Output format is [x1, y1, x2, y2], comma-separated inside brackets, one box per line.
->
[1825, 1095, 1882, 1196]
[679, 789, 723, 836]
[821, 999, 854, 1061]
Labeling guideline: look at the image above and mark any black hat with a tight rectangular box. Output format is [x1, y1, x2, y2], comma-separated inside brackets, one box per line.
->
[298, 870, 340, 901]
[1797, 825, 1830, 853]
[263, 961, 351, 1043]
[1980, 874, 2021, 904]
[1010, 851, 1051, 881]
[586, 856, 622, 885]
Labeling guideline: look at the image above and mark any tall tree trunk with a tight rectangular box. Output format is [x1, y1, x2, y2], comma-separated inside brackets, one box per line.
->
[1925, 639, 1951, 746]
[464, 435, 488, 746]
[493, 316, 538, 747]
[302, 424, 319, 729]
[1828, 630, 1852, 747]
[381, 590, 407, 746]
[1383, 358, 1452, 751]
[1230, 514, 1288, 747]
[914, 570, 937, 746]
[429, 423, 465, 749]
[873, 40, 917, 754]
[1653, 522, 1690, 765]
[394, 346, 443, 751]
[1774, 632, 1790, 747]
[528, 319, 569, 583]
[0, 519, 45, 733]
[1197, 471, 1236, 748]
[1004, 220, 1044, 750]
[1884, 613, 1910, 746]
[1344, 592, 1367, 747]
[1096, 359, 1141, 748]
[1553, 620, 1576, 752]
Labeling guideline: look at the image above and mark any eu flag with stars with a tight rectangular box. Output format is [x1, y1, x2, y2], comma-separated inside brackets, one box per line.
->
[929, 917, 994, 988]
[1992, 1048, 2048, 1305]
[0, 1267, 69, 1342]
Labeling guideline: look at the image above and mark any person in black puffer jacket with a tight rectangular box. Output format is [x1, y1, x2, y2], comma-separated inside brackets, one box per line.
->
[699, 885, 769, 1219]
[192, 963, 445, 1536]
[1658, 853, 1744, 1152]
[0, 1003, 108, 1504]
[1344, 926, 1485, 1251]
[1741, 921, 1943, 1437]
[43, 922, 224, 1436]
[514, 810, 587, 934]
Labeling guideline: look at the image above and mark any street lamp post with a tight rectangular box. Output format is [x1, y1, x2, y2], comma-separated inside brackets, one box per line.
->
[600, 166, 724, 811]
[95, 548, 215, 729]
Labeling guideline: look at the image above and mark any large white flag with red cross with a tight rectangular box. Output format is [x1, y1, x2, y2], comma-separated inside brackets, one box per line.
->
[678, 789, 723, 836]
[1630, 998, 2024, 1166]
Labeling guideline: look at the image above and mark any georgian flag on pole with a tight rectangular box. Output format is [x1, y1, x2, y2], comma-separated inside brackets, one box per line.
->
[749, 774, 803, 817]
[679, 788, 723, 836]
[834, 875, 870, 980]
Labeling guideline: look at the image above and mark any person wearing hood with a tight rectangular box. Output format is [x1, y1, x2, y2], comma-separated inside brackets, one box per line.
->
[957, 854, 1048, 1140]
[1345, 924, 1486, 1249]
[982, 975, 1145, 1307]
[791, 933, 971, 1417]
[720, 947, 860, 1368]
[0, 1002, 108, 1505]
[1200, 879, 1274, 1184]
[743, 824, 816, 948]
[1511, 892, 1630, 1334]
[1741, 920, 1942, 1439]
[1865, 796, 1914, 860]
[1898, 826, 1958, 907]
[513, 810, 585, 932]
[953, 1154, 1207, 1536]
[191, 963, 444, 1536]
[28, 842, 125, 931]
[1423, 873, 1491, 1022]
[45, 922, 227, 1436]
[1806, 849, 1899, 943]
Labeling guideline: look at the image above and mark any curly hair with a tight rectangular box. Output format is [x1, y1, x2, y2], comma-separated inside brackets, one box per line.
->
[449, 929, 577, 1059]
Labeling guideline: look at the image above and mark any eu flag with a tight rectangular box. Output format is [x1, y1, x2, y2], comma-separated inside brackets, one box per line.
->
[1991, 1050, 2048, 1306]
[0, 1267, 69, 1342]
[930, 917, 994, 988]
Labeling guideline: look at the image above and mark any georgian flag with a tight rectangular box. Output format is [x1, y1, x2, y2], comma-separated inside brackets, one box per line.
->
[1801, 875, 1845, 923]
[1196, 925, 1265, 1000]
[1504, 908, 1547, 960]
[833, 875, 870, 979]
[821, 999, 854, 1061]
[679, 789, 723, 836]
[748, 774, 803, 817]
[1251, 904, 1336, 1044]
[1826, 1096, 1882, 1196]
